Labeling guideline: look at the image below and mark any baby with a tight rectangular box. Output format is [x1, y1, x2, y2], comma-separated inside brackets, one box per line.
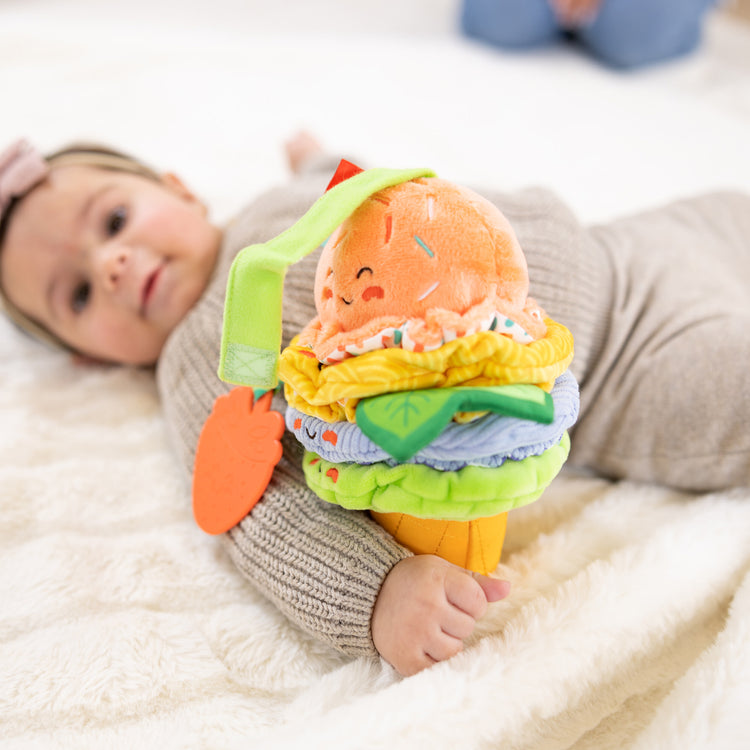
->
[1, 133, 749, 676]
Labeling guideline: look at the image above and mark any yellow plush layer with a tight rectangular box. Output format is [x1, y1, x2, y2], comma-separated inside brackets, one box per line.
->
[280, 317, 574, 422]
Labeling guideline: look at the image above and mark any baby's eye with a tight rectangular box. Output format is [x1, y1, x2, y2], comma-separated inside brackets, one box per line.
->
[71, 281, 91, 313]
[106, 206, 127, 237]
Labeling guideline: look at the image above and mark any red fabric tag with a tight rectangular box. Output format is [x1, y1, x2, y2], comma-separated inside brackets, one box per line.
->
[325, 159, 364, 192]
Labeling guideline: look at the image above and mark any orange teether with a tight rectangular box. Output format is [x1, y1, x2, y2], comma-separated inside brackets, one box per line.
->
[193, 389, 284, 534]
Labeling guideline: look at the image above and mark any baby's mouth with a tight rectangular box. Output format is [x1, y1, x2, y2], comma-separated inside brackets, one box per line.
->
[141, 265, 164, 314]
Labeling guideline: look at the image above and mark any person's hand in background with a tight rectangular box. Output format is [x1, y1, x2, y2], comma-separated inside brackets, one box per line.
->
[549, 0, 603, 26]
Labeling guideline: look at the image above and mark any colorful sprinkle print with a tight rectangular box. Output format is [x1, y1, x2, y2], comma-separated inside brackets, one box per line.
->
[319, 310, 535, 364]
[413, 235, 435, 257]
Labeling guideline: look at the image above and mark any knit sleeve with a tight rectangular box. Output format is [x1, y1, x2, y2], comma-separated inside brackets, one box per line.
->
[156, 163, 411, 658]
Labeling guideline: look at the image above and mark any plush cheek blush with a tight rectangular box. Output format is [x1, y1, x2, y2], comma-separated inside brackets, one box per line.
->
[362, 286, 384, 301]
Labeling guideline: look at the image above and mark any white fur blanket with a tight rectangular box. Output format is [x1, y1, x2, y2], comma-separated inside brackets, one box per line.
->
[2, 3, 750, 748]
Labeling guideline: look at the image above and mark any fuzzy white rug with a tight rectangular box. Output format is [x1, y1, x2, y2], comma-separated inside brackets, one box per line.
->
[2, 314, 750, 750]
[2, 3, 750, 748]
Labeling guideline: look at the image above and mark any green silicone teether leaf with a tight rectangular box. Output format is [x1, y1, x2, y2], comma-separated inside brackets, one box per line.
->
[356, 384, 554, 462]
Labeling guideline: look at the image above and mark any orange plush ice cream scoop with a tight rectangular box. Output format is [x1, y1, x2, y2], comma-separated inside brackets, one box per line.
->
[298, 178, 548, 364]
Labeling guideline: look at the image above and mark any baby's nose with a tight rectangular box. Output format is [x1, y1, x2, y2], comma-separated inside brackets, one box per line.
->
[99, 244, 129, 290]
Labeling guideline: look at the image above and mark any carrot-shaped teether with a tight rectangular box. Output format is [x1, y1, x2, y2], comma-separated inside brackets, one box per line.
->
[192, 389, 284, 534]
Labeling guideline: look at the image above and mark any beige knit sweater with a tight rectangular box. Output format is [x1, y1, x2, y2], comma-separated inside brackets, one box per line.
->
[157, 156, 750, 656]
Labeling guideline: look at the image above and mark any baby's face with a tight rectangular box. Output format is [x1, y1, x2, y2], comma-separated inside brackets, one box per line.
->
[0, 165, 221, 365]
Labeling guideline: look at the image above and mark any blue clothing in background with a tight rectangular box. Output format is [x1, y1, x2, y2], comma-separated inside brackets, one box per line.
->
[460, 0, 718, 69]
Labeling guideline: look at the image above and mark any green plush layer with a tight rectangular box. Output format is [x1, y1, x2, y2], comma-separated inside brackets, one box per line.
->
[303, 432, 570, 521]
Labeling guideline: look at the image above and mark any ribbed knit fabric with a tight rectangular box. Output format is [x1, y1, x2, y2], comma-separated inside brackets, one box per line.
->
[480, 187, 750, 491]
[564, 191, 750, 490]
[472, 185, 613, 396]
[157, 155, 750, 656]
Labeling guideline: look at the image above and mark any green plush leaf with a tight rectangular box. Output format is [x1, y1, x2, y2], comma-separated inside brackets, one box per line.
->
[356, 384, 554, 462]
[458, 384, 554, 423]
[357, 390, 457, 462]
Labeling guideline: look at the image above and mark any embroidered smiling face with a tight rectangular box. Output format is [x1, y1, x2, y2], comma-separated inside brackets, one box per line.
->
[313, 177, 533, 334]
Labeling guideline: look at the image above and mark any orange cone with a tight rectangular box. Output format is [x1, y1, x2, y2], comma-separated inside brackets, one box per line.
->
[371, 511, 508, 575]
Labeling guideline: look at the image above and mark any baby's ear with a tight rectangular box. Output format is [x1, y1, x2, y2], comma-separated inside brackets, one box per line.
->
[160, 172, 203, 208]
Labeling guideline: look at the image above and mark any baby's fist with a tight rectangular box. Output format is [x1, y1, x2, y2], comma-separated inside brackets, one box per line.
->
[372, 555, 510, 676]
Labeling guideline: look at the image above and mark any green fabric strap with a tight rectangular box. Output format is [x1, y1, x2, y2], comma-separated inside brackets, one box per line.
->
[218, 166, 436, 387]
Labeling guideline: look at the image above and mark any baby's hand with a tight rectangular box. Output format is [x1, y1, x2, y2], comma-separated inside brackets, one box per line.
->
[285, 131, 323, 174]
[372, 555, 510, 676]
[548, 0, 602, 26]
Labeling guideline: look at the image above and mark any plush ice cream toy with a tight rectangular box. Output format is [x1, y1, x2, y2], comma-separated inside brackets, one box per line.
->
[194, 161, 578, 575]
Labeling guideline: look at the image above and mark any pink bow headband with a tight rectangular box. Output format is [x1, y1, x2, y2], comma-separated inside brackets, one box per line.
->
[0, 139, 49, 227]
